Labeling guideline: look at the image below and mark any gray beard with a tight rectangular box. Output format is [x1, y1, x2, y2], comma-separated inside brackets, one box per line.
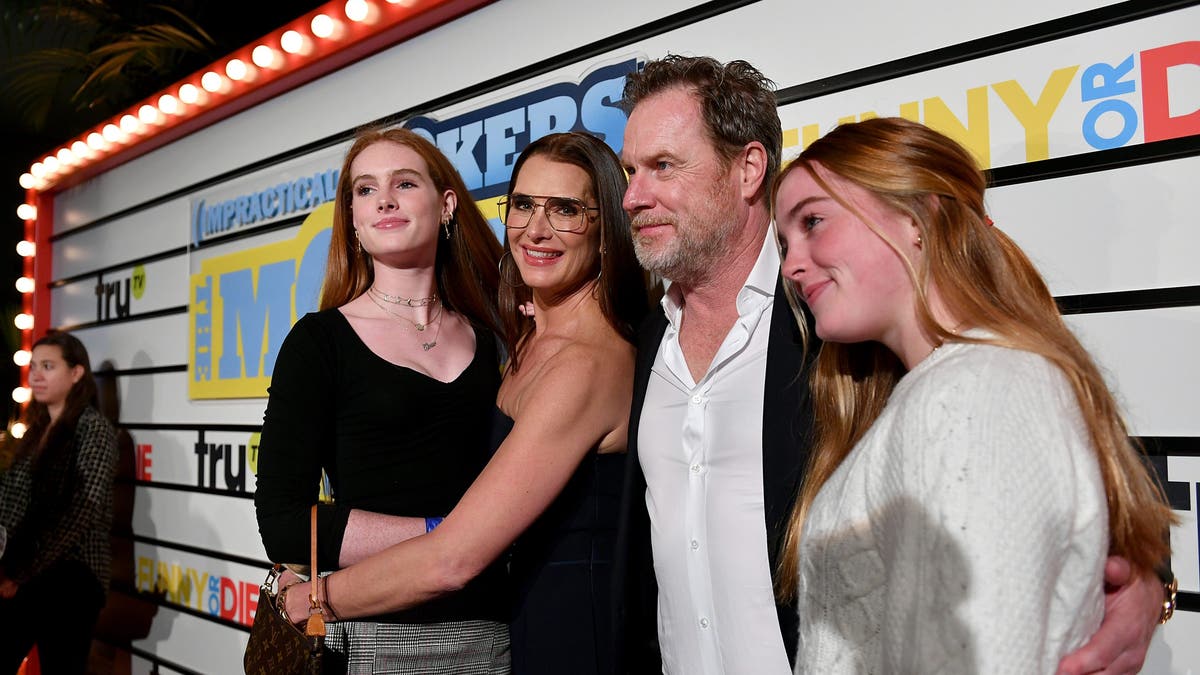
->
[633, 216, 740, 287]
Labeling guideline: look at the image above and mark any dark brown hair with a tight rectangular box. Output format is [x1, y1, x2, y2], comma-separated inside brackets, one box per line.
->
[11, 331, 98, 462]
[499, 132, 648, 371]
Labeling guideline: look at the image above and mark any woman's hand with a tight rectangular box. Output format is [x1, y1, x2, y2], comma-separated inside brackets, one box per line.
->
[277, 568, 308, 625]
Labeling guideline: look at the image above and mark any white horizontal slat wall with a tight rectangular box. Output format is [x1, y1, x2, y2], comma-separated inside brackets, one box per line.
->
[39, 0, 1195, 671]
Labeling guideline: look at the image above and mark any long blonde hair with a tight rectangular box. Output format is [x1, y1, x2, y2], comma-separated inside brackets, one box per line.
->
[775, 117, 1174, 599]
[319, 127, 503, 338]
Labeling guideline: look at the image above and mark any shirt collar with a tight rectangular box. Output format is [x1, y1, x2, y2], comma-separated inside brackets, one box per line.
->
[660, 223, 780, 327]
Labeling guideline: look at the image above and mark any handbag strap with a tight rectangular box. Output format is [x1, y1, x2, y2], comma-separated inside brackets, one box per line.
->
[305, 504, 327, 638]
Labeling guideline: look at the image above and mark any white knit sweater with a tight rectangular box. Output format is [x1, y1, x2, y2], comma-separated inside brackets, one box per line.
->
[794, 341, 1107, 675]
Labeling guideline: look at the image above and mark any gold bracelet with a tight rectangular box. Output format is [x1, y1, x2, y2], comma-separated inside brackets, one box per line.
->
[1159, 576, 1178, 624]
[277, 583, 292, 621]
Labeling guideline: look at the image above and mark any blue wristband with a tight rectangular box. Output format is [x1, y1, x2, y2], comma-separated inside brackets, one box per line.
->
[425, 517, 444, 533]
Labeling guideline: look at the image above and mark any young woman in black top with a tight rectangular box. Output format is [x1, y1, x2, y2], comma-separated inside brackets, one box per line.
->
[254, 127, 509, 673]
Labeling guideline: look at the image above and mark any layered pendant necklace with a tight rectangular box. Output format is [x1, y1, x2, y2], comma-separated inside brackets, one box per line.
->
[368, 287, 444, 351]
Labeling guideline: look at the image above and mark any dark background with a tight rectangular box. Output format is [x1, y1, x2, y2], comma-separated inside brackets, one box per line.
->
[1, 0, 327, 424]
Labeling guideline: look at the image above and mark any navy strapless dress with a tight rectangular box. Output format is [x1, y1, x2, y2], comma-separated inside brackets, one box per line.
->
[490, 407, 625, 675]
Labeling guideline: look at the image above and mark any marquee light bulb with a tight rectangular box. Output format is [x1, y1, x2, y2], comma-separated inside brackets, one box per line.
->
[11, 387, 31, 404]
[87, 132, 107, 150]
[138, 104, 161, 125]
[120, 114, 141, 134]
[12, 350, 30, 367]
[103, 124, 123, 143]
[30, 163, 45, 178]
[16, 241, 35, 257]
[19, 173, 35, 189]
[159, 94, 180, 114]
[345, 0, 370, 22]
[10, 422, 26, 439]
[226, 59, 248, 81]
[13, 313, 34, 331]
[57, 147, 76, 165]
[71, 140, 90, 157]
[15, 277, 34, 294]
[201, 71, 225, 92]
[179, 83, 200, 104]
[43, 156, 60, 173]
[311, 14, 336, 38]
[252, 45, 279, 69]
[16, 204, 36, 221]
[281, 30, 307, 54]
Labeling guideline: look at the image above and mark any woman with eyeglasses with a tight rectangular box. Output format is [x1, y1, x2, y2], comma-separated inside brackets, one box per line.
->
[278, 131, 648, 675]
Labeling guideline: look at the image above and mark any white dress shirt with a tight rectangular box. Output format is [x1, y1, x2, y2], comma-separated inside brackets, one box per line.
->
[639, 232, 791, 675]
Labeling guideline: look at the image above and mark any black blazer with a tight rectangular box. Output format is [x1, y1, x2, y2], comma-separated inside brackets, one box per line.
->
[612, 276, 816, 674]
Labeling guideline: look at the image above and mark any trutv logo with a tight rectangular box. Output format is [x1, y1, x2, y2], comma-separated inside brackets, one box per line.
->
[95, 265, 146, 322]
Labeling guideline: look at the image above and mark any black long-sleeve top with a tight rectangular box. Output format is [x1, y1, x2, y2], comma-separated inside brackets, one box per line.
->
[254, 308, 506, 623]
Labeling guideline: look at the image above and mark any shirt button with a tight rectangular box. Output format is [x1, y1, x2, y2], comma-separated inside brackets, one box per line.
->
[690, 539, 699, 550]
[690, 463, 702, 474]
[691, 394, 703, 404]
[699, 617, 710, 629]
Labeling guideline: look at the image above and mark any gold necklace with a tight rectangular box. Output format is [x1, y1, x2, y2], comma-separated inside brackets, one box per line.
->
[367, 292, 444, 351]
[370, 285, 439, 307]
[369, 288, 442, 331]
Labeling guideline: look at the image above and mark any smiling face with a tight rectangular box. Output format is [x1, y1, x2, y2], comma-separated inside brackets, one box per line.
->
[621, 87, 743, 285]
[507, 154, 601, 295]
[776, 161, 922, 350]
[349, 140, 455, 268]
[28, 344, 83, 410]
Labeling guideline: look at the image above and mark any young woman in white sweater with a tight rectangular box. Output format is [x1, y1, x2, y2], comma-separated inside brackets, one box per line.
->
[772, 117, 1175, 674]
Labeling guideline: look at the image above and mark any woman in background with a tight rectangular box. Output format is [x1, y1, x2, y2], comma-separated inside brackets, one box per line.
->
[281, 131, 648, 675]
[0, 331, 118, 675]
[772, 117, 1176, 673]
[255, 127, 509, 673]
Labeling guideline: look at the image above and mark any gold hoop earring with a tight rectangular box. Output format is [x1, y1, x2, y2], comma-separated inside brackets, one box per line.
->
[498, 250, 525, 288]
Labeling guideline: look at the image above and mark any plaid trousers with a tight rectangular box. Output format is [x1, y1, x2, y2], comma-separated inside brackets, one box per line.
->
[323, 618, 510, 674]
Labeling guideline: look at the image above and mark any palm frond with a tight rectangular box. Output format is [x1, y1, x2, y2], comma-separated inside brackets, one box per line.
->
[149, 3, 215, 46]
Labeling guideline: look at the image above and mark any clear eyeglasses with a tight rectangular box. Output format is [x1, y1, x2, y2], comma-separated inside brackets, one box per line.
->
[497, 194, 599, 233]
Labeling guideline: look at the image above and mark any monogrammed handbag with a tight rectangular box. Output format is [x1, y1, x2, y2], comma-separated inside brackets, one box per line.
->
[244, 505, 325, 675]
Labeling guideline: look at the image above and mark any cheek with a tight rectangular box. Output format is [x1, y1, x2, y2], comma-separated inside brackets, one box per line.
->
[350, 201, 370, 226]
[859, 246, 913, 295]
